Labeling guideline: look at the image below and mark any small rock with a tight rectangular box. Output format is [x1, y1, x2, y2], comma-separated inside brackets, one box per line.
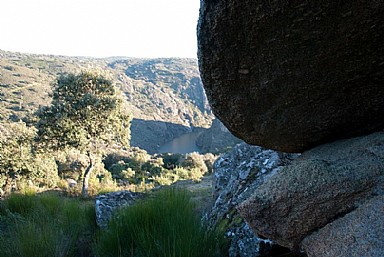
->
[66, 178, 77, 188]
[95, 190, 144, 228]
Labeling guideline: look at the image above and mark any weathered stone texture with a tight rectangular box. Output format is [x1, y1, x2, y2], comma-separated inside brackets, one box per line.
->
[198, 0, 384, 152]
[301, 195, 384, 257]
[95, 190, 144, 228]
[204, 143, 299, 256]
[238, 132, 384, 249]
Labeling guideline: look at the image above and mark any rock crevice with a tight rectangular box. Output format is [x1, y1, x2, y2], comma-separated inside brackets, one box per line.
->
[238, 132, 384, 253]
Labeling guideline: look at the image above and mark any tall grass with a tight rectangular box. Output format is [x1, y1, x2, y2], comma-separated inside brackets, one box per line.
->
[0, 189, 226, 257]
[0, 192, 96, 257]
[95, 188, 224, 257]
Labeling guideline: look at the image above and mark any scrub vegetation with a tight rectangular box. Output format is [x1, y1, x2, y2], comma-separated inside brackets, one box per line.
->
[0, 50, 231, 256]
[0, 189, 225, 257]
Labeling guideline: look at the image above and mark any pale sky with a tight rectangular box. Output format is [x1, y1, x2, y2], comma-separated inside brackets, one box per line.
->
[0, 0, 200, 58]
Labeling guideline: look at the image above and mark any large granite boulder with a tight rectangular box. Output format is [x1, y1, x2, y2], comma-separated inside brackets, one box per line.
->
[238, 132, 384, 252]
[204, 143, 299, 256]
[301, 195, 384, 257]
[198, 0, 384, 152]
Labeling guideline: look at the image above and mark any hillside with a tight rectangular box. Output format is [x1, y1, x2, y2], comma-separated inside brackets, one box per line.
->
[0, 50, 214, 152]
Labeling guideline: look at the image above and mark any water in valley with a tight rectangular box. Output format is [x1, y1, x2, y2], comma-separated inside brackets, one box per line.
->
[158, 131, 202, 154]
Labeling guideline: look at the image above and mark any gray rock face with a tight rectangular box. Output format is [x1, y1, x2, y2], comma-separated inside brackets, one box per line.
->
[301, 195, 384, 257]
[198, 0, 384, 152]
[95, 190, 144, 228]
[196, 118, 243, 153]
[238, 132, 384, 250]
[131, 119, 192, 154]
[204, 143, 299, 257]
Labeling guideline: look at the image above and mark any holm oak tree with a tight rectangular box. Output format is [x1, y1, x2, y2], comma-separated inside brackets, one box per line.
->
[36, 71, 131, 196]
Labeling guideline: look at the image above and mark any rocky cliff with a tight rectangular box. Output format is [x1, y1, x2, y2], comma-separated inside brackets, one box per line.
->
[198, 1, 384, 256]
[196, 118, 243, 153]
[130, 118, 192, 154]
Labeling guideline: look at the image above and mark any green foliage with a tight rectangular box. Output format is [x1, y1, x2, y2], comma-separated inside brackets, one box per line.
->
[36, 71, 131, 153]
[174, 166, 191, 180]
[0, 193, 96, 257]
[0, 122, 36, 182]
[0, 121, 59, 191]
[180, 152, 208, 174]
[35, 71, 132, 197]
[95, 188, 224, 257]
[202, 153, 216, 174]
[159, 153, 183, 169]
[103, 150, 217, 188]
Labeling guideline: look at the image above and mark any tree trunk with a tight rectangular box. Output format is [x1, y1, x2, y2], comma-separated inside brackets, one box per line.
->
[82, 152, 94, 198]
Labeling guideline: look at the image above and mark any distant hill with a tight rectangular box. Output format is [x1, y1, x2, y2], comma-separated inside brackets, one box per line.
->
[0, 50, 216, 153]
[0, 50, 212, 126]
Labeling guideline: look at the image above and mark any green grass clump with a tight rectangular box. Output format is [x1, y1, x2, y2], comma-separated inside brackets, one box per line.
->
[95, 188, 224, 257]
[0, 192, 96, 257]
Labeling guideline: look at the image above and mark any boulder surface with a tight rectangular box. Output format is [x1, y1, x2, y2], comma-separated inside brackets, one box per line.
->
[301, 195, 384, 257]
[238, 132, 384, 250]
[198, 0, 384, 152]
[204, 143, 299, 256]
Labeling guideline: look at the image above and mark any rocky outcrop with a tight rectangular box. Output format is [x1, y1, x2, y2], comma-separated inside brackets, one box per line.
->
[204, 143, 299, 256]
[198, 0, 384, 152]
[238, 132, 384, 252]
[301, 195, 384, 257]
[130, 118, 191, 154]
[95, 190, 144, 228]
[196, 118, 243, 153]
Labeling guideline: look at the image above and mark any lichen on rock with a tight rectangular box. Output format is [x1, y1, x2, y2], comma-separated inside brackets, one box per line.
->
[204, 143, 299, 256]
[95, 190, 144, 228]
[238, 132, 384, 252]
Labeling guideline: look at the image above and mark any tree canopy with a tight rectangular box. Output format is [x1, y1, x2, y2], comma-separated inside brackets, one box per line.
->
[0, 121, 58, 191]
[35, 71, 132, 196]
[36, 71, 131, 154]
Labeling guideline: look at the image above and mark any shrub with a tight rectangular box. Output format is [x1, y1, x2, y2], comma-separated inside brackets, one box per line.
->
[180, 152, 208, 175]
[160, 153, 183, 169]
[202, 153, 217, 174]
[0, 121, 59, 193]
[174, 166, 190, 180]
[95, 188, 223, 257]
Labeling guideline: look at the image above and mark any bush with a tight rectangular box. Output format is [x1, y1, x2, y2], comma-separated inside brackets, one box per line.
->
[202, 153, 217, 174]
[180, 152, 208, 174]
[95, 188, 224, 257]
[0, 121, 59, 192]
[104, 150, 216, 189]
[174, 166, 190, 180]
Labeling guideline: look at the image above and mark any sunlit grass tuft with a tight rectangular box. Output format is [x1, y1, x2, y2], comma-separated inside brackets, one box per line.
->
[95, 188, 224, 257]
[0, 188, 226, 257]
